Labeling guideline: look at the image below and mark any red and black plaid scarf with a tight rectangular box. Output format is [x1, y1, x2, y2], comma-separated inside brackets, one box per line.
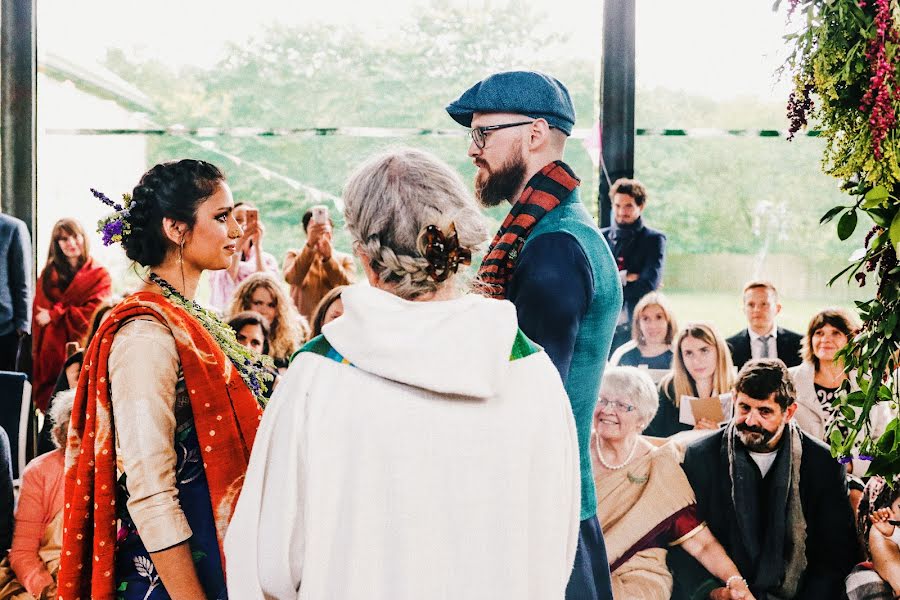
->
[477, 160, 580, 299]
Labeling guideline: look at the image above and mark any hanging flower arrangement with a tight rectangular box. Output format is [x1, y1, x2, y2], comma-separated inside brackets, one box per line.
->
[782, 0, 900, 476]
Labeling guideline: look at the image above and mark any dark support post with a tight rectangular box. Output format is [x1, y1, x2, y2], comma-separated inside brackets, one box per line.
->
[598, 0, 636, 227]
[1, 0, 37, 234]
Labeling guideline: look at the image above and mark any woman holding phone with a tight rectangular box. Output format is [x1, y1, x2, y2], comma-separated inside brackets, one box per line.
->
[208, 202, 279, 311]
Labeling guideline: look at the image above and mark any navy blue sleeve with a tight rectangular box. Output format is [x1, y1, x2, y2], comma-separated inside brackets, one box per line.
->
[9, 220, 32, 333]
[0, 427, 12, 557]
[623, 231, 665, 303]
[507, 232, 593, 382]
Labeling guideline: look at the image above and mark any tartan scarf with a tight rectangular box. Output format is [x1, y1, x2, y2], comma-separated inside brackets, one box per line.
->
[58, 292, 263, 600]
[477, 160, 580, 299]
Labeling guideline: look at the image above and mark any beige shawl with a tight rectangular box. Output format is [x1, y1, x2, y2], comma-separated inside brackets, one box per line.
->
[594, 439, 700, 599]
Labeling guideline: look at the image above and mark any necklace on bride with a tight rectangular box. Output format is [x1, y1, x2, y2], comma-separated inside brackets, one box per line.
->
[595, 435, 638, 470]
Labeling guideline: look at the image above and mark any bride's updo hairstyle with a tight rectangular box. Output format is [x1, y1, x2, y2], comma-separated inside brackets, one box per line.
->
[123, 159, 226, 267]
[342, 147, 488, 300]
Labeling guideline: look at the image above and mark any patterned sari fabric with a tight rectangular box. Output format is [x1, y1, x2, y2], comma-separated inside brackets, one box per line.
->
[476, 161, 580, 299]
[58, 292, 263, 600]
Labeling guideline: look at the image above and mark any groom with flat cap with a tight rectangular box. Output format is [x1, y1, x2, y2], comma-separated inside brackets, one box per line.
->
[447, 71, 621, 600]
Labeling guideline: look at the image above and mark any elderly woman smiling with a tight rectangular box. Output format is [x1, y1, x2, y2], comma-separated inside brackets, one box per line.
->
[592, 367, 754, 600]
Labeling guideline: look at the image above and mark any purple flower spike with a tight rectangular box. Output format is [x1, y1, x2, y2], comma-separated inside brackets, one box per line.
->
[838, 456, 853, 464]
[859, 455, 874, 461]
[91, 188, 123, 211]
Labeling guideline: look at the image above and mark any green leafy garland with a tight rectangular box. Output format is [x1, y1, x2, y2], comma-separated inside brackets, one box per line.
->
[149, 272, 274, 407]
[782, 0, 900, 475]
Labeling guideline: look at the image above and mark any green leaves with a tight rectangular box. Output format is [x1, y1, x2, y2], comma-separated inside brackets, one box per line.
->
[889, 209, 900, 253]
[820, 204, 847, 224]
[838, 209, 858, 240]
[863, 185, 890, 206]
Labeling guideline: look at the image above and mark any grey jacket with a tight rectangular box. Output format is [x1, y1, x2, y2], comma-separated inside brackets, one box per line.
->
[0, 214, 32, 336]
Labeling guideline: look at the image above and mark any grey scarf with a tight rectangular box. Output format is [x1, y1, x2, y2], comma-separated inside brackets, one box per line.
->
[724, 422, 808, 599]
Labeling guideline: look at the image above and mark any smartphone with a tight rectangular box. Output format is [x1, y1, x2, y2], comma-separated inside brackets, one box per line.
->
[311, 205, 329, 225]
[245, 208, 259, 230]
[66, 341, 80, 358]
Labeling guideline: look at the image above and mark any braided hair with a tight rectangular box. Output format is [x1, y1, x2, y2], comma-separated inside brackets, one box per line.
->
[342, 147, 488, 300]
[123, 159, 225, 267]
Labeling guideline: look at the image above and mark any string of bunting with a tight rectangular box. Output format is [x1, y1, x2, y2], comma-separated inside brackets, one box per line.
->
[43, 126, 824, 139]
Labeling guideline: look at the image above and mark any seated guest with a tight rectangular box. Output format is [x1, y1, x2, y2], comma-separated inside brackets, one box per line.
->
[609, 292, 676, 370]
[283, 206, 355, 319]
[0, 390, 72, 599]
[592, 367, 754, 600]
[227, 272, 304, 371]
[0, 426, 11, 558]
[726, 281, 802, 369]
[208, 202, 279, 311]
[789, 307, 892, 477]
[850, 477, 900, 598]
[225, 147, 579, 599]
[37, 300, 118, 455]
[309, 285, 346, 338]
[645, 322, 735, 438]
[227, 311, 279, 398]
[670, 359, 858, 600]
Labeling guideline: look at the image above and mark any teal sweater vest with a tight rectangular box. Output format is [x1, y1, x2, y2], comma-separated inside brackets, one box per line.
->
[524, 189, 622, 520]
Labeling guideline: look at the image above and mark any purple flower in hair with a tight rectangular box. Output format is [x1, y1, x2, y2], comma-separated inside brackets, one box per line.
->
[91, 187, 124, 211]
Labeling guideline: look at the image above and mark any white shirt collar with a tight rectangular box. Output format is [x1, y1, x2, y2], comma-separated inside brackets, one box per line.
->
[748, 326, 778, 341]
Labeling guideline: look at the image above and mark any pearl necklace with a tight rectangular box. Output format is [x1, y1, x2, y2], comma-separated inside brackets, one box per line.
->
[594, 435, 638, 470]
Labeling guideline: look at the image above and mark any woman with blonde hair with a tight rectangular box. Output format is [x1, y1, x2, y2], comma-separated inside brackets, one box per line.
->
[609, 292, 677, 370]
[644, 322, 735, 438]
[227, 272, 305, 370]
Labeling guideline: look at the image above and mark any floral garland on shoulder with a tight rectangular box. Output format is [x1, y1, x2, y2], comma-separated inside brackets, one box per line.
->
[148, 272, 274, 406]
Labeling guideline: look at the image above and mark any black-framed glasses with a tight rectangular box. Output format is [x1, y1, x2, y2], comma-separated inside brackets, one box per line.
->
[597, 398, 636, 413]
[469, 120, 535, 149]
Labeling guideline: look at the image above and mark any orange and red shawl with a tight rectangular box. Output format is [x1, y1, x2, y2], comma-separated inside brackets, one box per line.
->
[31, 257, 111, 411]
[477, 161, 580, 299]
[57, 291, 263, 600]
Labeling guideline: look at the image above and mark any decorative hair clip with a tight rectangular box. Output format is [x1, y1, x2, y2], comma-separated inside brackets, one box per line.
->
[91, 188, 133, 246]
[418, 222, 472, 282]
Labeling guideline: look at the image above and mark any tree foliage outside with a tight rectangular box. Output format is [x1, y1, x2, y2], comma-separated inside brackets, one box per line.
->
[100, 1, 860, 295]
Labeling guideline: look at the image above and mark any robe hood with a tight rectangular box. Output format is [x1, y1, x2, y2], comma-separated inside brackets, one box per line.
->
[322, 283, 522, 399]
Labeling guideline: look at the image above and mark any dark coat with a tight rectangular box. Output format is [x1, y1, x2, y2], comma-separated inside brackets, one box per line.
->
[670, 428, 858, 600]
[726, 327, 803, 369]
[600, 219, 666, 320]
[0, 425, 12, 558]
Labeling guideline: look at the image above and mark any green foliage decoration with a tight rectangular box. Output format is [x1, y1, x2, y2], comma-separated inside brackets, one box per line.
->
[781, 0, 900, 475]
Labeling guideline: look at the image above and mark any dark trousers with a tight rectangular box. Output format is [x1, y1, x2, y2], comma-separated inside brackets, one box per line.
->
[565, 515, 614, 600]
[0, 332, 18, 372]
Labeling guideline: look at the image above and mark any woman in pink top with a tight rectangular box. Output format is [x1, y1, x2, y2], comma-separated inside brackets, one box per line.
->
[0, 389, 72, 599]
[207, 202, 279, 311]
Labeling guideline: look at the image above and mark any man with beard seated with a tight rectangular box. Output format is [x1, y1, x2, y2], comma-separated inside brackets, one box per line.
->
[670, 359, 858, 600]
[446, 71, 622, 600]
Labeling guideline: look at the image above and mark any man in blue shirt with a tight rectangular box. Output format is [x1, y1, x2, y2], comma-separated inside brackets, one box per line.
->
[0, 211, 32, 372]
[447, 71, 622, 600]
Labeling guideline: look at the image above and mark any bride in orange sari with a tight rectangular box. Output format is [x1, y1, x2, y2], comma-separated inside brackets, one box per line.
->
[58, 160, 270, 600]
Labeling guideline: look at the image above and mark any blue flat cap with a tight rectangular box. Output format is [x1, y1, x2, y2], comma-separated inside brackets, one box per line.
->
[446, 71, 576, 136]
